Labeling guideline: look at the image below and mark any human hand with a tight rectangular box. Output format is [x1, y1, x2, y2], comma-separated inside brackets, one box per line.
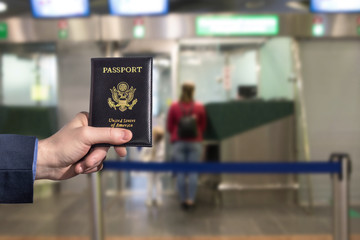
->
[35, 112, 132, 180]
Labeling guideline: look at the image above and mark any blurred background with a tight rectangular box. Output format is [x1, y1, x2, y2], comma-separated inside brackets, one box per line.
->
[0, 0, 359, 240]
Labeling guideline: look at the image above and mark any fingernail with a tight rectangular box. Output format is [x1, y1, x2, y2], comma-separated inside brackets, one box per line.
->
[78, 165, 83, 174]
[123, 130, 132, 141]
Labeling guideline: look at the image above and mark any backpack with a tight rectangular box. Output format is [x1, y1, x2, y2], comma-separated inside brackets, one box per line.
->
[177, 103, 198, 139]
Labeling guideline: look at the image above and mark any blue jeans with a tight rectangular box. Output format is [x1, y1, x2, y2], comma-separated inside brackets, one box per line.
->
[172, 141, 202, 202]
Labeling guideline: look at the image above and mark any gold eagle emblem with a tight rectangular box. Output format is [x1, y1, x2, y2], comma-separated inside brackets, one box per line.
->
[108, 82, 138, 112]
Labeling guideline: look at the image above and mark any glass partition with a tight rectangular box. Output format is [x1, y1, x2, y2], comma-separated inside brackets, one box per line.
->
[179, 44, 259, 103]
[0, 44, 58, 106]
[178, 37, 295, 103]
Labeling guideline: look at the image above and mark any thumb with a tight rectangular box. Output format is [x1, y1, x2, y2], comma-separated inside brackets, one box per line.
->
[81, 127, 132, 146]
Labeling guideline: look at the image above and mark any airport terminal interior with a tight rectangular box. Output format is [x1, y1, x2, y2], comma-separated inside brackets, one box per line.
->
[0, 0, 360, 240]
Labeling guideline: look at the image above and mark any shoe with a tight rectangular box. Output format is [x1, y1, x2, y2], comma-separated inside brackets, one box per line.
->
[180, 202, 188, 210]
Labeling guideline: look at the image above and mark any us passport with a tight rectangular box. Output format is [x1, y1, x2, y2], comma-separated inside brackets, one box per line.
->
[89, 57, 152, 147]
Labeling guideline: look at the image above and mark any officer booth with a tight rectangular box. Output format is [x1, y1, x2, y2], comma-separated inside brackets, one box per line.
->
[177, 36, 297, 205]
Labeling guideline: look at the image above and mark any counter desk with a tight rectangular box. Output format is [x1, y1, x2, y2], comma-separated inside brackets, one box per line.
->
[202, 100, 297, 205]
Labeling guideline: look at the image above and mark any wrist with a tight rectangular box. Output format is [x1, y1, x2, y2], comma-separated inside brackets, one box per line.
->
[36, 139, 57, 180]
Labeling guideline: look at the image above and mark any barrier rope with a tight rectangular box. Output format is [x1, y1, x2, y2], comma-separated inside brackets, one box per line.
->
[103, 161, 341, 174]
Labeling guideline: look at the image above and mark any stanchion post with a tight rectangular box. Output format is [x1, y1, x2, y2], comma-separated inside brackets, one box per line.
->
[331, 154, 351, 240]
[89, 172, 104, 240]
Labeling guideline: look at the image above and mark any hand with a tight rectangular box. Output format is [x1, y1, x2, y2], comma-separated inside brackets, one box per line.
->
[36, 112, 132, 180]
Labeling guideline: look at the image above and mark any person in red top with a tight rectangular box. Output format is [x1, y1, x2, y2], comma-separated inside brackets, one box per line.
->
[167, 81, 207, 210]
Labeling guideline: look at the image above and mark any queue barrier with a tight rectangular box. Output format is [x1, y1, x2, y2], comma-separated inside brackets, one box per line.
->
[89, 153, 351, 240]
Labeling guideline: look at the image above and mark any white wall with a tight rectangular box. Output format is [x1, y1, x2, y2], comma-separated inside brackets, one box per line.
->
[299, 40, 360, 205]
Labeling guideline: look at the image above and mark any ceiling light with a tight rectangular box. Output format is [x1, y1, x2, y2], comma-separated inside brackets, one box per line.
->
[0, 1, 7, 12]
[287, 1, 309, 11]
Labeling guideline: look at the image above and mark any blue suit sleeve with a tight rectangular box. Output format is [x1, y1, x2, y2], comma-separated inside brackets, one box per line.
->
[0, 134, 37, 203]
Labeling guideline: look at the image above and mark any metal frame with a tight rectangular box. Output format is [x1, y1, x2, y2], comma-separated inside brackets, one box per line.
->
[331, 154, 351, 240]
[89, 172, 104, 240]
[291, 39, 314, 211]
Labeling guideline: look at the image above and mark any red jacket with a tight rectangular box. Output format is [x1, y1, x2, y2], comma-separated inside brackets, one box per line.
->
[167, 101, 207, 143]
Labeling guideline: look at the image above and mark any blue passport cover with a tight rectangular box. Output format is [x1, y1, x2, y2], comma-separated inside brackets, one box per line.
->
[89, 57, 152, 147]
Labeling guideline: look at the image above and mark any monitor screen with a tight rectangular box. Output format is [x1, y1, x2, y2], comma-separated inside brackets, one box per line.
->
[238, 86, 257, 99]
[310, 0, 360, 13]
[108, 0, 168, 16]
[30, 0, 90, 18]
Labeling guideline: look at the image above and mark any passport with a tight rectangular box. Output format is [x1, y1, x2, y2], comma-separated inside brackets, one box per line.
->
[89, 57, 152, 147]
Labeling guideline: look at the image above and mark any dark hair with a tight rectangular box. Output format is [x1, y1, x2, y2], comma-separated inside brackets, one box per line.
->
[179, 82, 195, 103]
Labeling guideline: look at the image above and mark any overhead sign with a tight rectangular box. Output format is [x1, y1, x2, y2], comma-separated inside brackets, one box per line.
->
[311, 0, 360, 13]
[196, 15, 279, 36]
